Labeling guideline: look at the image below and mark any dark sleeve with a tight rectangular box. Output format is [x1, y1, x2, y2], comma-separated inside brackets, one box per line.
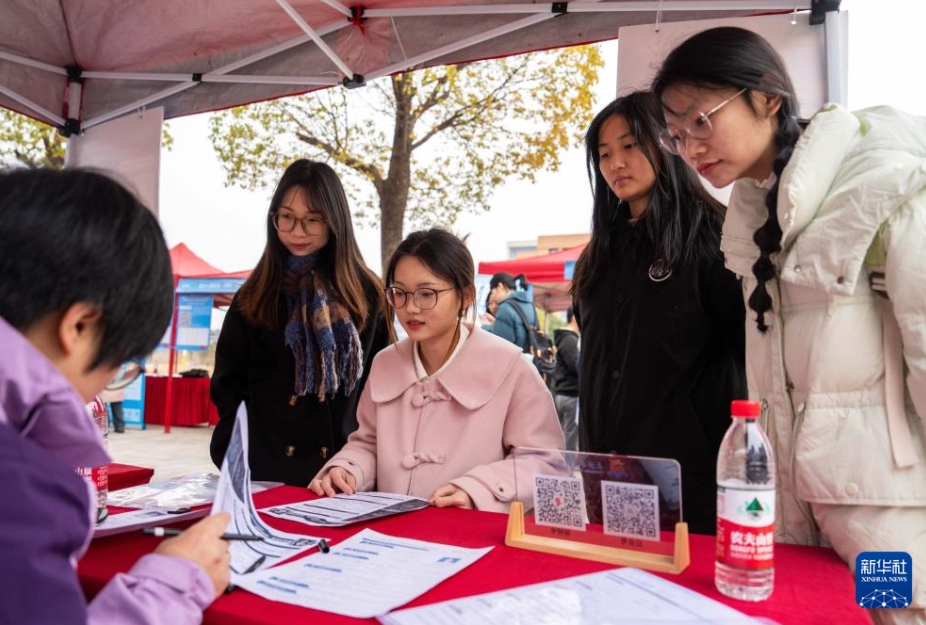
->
[209, 299, 251, 468]
[556, 333, 580, 378]
[701, 254, 746, 366]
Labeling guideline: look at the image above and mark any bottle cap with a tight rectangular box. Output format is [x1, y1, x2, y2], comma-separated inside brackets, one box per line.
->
[731, 399, 761, 419]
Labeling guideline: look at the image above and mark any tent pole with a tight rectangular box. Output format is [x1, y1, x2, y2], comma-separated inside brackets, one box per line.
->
[163, 290, 180, 434]
[274, 0, 355, 78]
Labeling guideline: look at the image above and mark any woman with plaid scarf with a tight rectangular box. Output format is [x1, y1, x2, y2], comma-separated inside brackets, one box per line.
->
[210, 160, 389, 486]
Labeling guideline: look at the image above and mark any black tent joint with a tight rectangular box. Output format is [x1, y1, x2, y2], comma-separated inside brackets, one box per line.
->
[59, 118, 81, 138]
[810, 0, 841, 25]
[552, 3, 568, 15]
[192, 73, 203, 82]
[66, 65, 83, 84]
[343, 73, 366, 89]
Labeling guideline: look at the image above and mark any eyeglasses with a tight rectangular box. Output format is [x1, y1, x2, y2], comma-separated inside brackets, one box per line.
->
[271, 212, 327, 236]
[386, 286, 455, 310]
[105, 359, 144, 391]
[658, 88, 748, 156]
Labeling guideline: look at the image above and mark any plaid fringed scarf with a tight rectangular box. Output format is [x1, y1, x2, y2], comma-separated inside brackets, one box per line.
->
[282, 255, 364, 401]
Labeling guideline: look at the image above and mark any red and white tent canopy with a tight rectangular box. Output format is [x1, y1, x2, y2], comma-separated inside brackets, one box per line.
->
[0, 1, 807, 132]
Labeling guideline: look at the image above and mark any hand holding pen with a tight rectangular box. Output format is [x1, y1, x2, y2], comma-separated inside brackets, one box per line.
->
[151, 512, 233, 598]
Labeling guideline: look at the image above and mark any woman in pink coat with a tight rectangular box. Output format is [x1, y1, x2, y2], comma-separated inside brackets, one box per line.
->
[310, 228, 564, 511]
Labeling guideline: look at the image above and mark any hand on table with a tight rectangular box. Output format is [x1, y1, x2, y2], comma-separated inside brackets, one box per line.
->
[429, 484, 474, 509]
[309, 467, 357, 496]
[154, 512, 231, 597]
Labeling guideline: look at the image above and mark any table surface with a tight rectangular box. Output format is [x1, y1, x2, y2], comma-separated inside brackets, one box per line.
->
[79, 486, 872, 625]
[107, 462, 155, 492]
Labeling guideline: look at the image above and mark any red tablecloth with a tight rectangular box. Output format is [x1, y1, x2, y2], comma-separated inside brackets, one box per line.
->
[107, 463, 154, 491]
[144, 375, 219, 426]
[79, 486, 872, 625]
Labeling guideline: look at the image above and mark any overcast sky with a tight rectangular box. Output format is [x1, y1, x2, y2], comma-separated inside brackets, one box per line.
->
[158, 0, 925, 281]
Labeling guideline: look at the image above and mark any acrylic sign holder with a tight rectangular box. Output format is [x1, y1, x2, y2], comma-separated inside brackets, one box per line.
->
[505, 501, 690, 574]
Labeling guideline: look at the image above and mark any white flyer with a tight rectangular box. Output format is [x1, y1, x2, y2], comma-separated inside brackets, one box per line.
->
[235, 528, 492, 618]
[212, 403, 326, 580]
[261, 491, 428, 527]
[378, 567, 764, 625]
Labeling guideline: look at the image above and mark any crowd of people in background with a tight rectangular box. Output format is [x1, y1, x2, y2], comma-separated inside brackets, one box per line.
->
[1, 25, 923, 625]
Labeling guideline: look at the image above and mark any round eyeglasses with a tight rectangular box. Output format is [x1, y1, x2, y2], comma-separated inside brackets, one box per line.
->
[105, 359, 144, 391]
[658, 88, 747, 156]
[386, 286, 455, 310]
[270, 212, 327, 236]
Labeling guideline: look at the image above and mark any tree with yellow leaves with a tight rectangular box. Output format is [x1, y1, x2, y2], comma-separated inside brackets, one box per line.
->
[209, 45, 603, 266]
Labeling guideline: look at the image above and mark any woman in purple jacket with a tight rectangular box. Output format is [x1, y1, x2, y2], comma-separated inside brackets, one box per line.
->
[0, 168, 230, 624]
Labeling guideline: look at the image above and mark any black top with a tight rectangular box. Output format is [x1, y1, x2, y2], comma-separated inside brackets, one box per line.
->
[575, 214, 746, 535]
[551, 328, 579, 397]
[209, 287, 390, 486]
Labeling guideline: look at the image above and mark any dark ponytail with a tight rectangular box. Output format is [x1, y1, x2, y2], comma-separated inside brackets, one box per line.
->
[653, 27, 800, 333]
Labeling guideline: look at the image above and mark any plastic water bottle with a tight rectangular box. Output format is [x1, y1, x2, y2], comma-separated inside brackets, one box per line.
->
[715, 399, 775, 601]
[76, 396, 109, 523]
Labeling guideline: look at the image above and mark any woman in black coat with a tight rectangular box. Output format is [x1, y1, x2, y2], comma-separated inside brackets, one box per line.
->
[210, 160, 389, 486]
[572, 92, 746, 534]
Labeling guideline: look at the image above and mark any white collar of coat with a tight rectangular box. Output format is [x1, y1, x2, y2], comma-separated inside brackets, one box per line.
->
[368, 324, 524, 410]
[723, 104, 926, 295]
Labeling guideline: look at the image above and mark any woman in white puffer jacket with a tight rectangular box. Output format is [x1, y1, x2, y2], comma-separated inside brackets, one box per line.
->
[654, 26, 926, 625]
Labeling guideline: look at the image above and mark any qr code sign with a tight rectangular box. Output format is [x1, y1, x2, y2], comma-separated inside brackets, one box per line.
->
[533, 475, 585, 530]
[602, 481, 659, 541]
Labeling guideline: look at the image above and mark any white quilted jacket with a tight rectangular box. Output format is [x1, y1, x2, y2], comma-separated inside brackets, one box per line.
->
[721, 104, 926, 545]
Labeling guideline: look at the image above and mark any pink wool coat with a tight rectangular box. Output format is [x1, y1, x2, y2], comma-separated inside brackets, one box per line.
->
[315, 326, 565, 512]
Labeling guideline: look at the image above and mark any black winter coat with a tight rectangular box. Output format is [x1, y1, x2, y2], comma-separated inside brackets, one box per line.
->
[209, 289, 389, 486]
[551, 328, 579, 397]
[575, 216, 746, 535]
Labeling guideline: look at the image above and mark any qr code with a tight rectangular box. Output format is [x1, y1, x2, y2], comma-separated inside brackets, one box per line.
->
[533, 475, 585, 530]
[602, 481, 659, 541]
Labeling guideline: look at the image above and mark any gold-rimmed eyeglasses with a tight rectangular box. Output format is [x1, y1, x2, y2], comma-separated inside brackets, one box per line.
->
[658, 88, 748, 156]
[386, 286, 455, 310]
[270, 212, 327, 236]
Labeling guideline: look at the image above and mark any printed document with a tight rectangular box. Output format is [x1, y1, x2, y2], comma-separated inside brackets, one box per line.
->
[378, 567, 763, 624]
[212, 403, 325, 580]
[235, 528, 492, 618]
[261, 491, 428, 526]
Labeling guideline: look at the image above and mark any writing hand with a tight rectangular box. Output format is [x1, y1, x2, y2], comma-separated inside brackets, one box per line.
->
[154, 512, 232, 597]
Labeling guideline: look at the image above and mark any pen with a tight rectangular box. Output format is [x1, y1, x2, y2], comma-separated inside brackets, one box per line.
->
[318, 538, 330, 553]
[142, 527, 264, 541]
[225, 553, 268, 594]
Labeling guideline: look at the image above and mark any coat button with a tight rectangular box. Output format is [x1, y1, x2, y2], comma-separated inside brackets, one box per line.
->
[836, 276, 845, 285]
[612, 370, 620, 380]
[793, 265, 802, 273]
[285, 445, 295, 457]
[845, 482, 859, 496]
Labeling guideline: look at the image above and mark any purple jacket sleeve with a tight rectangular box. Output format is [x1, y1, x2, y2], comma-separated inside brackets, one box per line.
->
[87, 553, 214, 625]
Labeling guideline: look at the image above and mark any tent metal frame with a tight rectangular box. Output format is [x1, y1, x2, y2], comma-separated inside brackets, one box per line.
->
[0, 0, 827, 134]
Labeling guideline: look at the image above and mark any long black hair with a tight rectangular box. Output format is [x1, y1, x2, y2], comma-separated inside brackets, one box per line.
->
[237, 159, 382, 330]
[652, 27, 801, 333]
[571, 90, 725, 300]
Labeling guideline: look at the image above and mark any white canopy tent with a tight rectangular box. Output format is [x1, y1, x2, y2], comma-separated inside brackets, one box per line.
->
[0, 0, 834, 134]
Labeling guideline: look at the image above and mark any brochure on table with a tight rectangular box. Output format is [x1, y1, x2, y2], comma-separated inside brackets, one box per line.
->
[379, 567, 762, 625]
[235, 528, 492, 618]
[261, 491, 428, 527]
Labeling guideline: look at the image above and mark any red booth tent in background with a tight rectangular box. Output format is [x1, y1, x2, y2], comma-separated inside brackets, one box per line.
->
[478, 243, 586, 313]
[160, 243, 250, 433]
